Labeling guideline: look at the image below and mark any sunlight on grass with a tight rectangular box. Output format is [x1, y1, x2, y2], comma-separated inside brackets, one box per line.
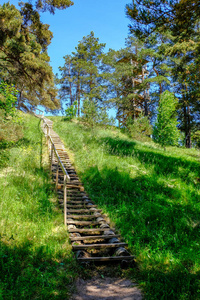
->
[51, 117, 200, 300]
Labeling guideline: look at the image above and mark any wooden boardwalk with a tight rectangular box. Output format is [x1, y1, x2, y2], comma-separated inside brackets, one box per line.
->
[41, 117, 134, 264]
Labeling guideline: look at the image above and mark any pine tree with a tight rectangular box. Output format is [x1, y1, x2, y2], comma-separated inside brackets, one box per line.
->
[126, 0, 200, 147]
[153, 91, 179, 148]
[0, 0, 73, 112]
[58, 32, 107, 115]
[103, 39, 150, 127]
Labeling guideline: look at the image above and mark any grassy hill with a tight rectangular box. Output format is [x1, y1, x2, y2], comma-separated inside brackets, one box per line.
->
[1, 113, 200, 299]
[51, 117, 200, 300]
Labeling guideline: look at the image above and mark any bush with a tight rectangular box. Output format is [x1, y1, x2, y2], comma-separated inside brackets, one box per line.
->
[81, 99, 115, 127]
[0, 81, 17, 117]
[127, 114, 152, 142]
[153, 91, 179, 147]
[64, 101, 77, 121]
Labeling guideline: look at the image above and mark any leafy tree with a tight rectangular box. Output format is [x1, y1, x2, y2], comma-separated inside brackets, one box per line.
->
[64, 100, 77, 121]
[153, 90, 179, 148]
[127, 113, 152, 142]
[0, 81, 23, 143]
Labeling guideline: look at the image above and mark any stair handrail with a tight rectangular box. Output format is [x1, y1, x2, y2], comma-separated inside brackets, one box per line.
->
[42, 117, 70, 226]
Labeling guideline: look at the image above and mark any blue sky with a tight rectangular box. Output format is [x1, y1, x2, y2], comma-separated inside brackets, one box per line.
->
[9, 0, 131, 74]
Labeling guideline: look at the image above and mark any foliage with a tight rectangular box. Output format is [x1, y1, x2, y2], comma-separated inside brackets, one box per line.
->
[126, 0, 200, 40]
[81, 99, 115, 127]
[103, 39, 150, 127]
[153, 91, 179, 147]
[0, 81, 18, 117]
[127, 113, 152, 142]
[30, 0, 74, 14]
[64, 100, 77, 121]
[191, 130, 200, 148]
[0, 2, 64, 112]
[126, 0, 200, 148]
[52, 116, 200, 300]
[58, 31, 106, 115]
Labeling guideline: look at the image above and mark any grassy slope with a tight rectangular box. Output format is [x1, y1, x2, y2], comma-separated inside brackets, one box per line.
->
[0, 113, 79, 300]
[51, 117, 200, 300]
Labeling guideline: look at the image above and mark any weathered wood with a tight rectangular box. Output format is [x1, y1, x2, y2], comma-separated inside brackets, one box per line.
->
[67, 205, 98, 208]
[72, 243, 127, 250]
[57, 184, 83, 190]
[67, 215, 99, 219]
[64, 174, 67, 226]
[68, 209, 102, 213]
[70, 234, 120, 241]
[67, 220, 99, 225]
[41, 116, 134, 265]
[66, 201, 92, 204]
[69, 228, 115, 233]
[77, 256, 135, 262]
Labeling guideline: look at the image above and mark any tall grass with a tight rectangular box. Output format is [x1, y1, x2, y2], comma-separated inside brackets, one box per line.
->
[0, 113, 79, 299]
[52, 117, 200, 300]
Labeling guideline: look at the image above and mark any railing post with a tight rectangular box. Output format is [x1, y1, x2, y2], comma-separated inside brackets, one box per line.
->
[50, 142, 53, 175]
[55, 160, 59, 192]
[64, 174, 67, 226]
[47, 126, 50, 150]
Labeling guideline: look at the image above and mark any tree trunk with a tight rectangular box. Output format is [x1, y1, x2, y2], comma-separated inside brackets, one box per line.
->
[183, 103, 191, 148]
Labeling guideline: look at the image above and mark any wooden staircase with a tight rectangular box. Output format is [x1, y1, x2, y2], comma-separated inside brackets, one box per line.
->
[41, 117, 135, 264]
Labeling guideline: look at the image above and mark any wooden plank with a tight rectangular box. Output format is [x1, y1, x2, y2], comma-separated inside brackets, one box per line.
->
[77, 256, 135, 262]
[69, 228, 115, 233]
[66, 201, 92, 204]
[72, 243, 127, 250]
[67, 220, 99, 225]
[57, 184, 84, 190]
[67, 215, 99, 219]
[67, 205, 98, 208]
[68, 209, 102, 213]
[66, 195, 89, 198]
[70, 234, 120, 241]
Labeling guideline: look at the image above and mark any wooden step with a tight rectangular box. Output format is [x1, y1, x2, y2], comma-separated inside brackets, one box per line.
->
[70, 234, 120, 241]
[68, 209, 102, 213]
[72, 243, 127, 250]
[67, 205, 98, 208]
[77, 256, 135, 262]
[67, 220, 99, 226]
[67, 214, 98, 219]
[69, 228, 115, 233]
[66, 201, 93, 204]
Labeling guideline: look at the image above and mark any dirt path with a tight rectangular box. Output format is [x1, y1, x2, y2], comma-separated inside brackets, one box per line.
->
[70, 276, 143, 300]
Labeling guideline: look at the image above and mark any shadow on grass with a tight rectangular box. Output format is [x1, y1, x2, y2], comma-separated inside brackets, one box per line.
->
[0, 239, 77, 300]
[80, 165, 200, 299]
[99, 136, 200, 184]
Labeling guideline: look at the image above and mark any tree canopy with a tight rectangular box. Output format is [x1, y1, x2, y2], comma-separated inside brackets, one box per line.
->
[0, 0, 74, 112]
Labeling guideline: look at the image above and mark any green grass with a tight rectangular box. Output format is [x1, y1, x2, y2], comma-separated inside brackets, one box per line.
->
[51, 117, 200, 300]
[0, 113, 79, 299]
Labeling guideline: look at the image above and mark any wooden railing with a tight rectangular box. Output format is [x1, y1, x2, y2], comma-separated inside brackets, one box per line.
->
[42, 118, 70, 226]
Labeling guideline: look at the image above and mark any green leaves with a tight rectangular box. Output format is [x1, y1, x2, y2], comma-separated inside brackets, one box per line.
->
[153, 91, 180, 147]
[0, 81, 18, 117]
